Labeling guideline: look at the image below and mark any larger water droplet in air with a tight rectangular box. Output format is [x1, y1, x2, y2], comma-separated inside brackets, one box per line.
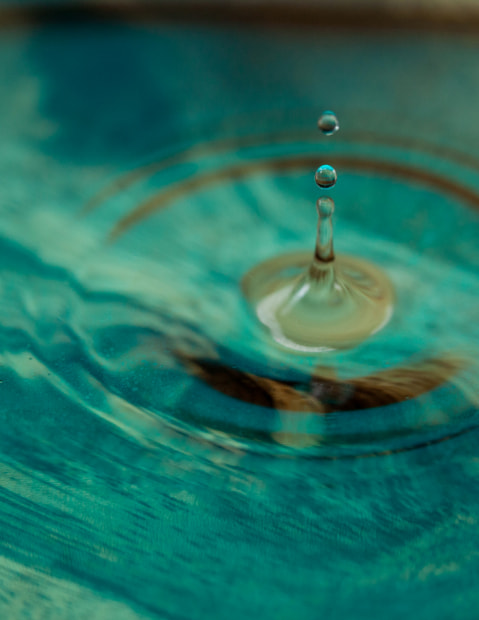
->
[315, 165, 337, 189]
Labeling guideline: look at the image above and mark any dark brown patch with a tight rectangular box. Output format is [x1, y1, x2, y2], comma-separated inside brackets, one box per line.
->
[3, 3, 479, 33]
[180, 354, 464, 412]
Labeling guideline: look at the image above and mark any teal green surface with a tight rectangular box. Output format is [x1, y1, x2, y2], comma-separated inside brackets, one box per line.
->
[0, 18, 479, 619]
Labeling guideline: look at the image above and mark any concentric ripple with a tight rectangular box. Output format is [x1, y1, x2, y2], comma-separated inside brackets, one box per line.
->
[64, 127, 479, 458]
[4, 126, 477, 459]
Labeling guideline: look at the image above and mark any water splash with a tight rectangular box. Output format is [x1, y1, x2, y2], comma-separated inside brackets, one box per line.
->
[243, 115, 394, 352]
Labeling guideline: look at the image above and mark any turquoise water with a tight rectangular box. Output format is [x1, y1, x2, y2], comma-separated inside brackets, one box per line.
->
[1, 18, 479, 619]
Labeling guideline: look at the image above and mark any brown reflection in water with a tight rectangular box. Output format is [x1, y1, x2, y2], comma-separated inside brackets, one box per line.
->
[108, 155, 479, 240]
[179, 354, 464, 413]
[83, 130, 479, 217]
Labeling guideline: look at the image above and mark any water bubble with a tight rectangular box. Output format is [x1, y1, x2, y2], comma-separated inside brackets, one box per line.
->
[317, 111, 339, 136]
[315, 165, 337, 189]
[317, 196, 335, 217]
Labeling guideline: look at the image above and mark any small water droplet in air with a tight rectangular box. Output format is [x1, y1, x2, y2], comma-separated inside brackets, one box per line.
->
[315, 165, 337, 189]
[317, 111, 339, 135]
[317, 196, 335, 217]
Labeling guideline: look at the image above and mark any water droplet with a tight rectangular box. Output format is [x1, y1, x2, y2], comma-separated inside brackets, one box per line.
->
[315, 165, 337, 189]
[317, 111, 339, 135]
[317, 196, 335, 217]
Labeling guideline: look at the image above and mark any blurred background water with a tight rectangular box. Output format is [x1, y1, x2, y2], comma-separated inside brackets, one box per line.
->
[0, 2, 479, 619]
